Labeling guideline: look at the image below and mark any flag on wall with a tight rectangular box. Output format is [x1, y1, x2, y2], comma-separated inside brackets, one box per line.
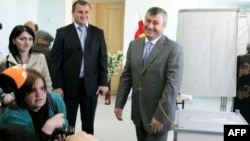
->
[134, 10, 145, 39]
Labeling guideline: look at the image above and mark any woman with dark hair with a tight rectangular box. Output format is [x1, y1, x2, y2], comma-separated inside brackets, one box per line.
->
[0, 67, 68, 141]
[0, 25, 52, 108]
[0, 25, 52, 91]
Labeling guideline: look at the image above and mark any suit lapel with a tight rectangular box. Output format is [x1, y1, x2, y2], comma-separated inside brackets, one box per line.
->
[84, 24, 91, 48]
[68, 24, 82, 51]
[135, 39, 145, 67]
[141, 36, 166, 74]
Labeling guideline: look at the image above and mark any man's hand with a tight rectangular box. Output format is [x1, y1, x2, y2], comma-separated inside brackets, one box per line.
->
[53, 88, 64, 97]
[114, 108, 123, 121]
[150, 117, 163, 133]
[96, 86, 109, 95]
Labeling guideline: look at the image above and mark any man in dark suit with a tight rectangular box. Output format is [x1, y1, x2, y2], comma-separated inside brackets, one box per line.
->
[114, 7, 183, 141]
[50, 0, 109, 134]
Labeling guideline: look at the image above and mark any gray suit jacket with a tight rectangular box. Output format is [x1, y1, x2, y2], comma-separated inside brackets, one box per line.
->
[115, 35, 183, 134]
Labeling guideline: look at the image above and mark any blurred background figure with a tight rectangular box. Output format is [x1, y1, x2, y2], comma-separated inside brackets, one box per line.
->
[33, 30, 54, 64]
[233, 43, 250, 124]
[24, 21, 38, 34]
[24, 21, 38, 42]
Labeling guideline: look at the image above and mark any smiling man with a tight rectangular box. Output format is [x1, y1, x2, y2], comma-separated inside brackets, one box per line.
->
[114, 7, 183, 141]
[50, 0, 109, 135]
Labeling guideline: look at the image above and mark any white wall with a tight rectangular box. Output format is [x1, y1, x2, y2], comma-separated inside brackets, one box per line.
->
[123, 0, 250, 57]
[0, 0, 71, 56]
[37, 0, 68, 39]
[0, 0, 249, 57]
[0, 0, 37, 55]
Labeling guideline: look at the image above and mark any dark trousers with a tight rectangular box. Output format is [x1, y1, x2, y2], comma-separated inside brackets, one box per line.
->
[64, 78, 98, 134]
[135, 121, 168, 141]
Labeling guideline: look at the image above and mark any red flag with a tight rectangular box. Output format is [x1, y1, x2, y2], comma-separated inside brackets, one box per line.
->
[134, 11, 145, 39]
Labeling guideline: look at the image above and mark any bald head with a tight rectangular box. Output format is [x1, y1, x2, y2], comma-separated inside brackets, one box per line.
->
[24, 21, 38, 33]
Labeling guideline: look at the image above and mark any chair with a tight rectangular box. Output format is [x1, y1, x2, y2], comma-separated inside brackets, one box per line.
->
[176, 93, 190, 109]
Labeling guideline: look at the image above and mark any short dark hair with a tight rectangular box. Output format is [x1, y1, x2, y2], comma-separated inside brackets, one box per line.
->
[146, 7, 168, 25]
[0, 124, 39, 141]
[72, 0, 91, 12]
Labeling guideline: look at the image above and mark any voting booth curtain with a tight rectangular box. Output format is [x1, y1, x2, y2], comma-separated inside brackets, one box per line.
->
[176, 9, 239, 97]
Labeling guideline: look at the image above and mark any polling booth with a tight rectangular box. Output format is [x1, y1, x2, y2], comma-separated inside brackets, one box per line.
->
[176, 8, 250, 111]
[174, 8, 250, 141]
[232, 9, 250, 125]
[176, 8, 239, 98]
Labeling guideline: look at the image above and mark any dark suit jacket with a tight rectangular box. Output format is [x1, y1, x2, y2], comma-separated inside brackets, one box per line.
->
[50, 23, 108, 98]
[115, 35, 183, 133]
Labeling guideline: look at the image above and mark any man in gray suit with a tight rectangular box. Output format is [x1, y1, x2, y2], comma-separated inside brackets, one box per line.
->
[114, 7, 183, 141]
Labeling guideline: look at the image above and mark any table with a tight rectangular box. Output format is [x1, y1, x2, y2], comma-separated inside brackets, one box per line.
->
[174, 109, 248, 141]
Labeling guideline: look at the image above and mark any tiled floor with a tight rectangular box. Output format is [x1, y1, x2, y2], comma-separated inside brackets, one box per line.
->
[75, 95, 234, 141]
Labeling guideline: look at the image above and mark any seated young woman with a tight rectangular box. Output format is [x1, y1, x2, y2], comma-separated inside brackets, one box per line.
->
[0, 66, 68, 141]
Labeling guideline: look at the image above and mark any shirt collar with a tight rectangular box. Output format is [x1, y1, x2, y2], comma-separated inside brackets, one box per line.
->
[145, 35, 162, 45]
[74, 22, 88, 29]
